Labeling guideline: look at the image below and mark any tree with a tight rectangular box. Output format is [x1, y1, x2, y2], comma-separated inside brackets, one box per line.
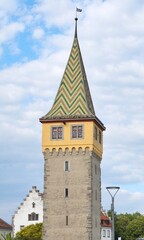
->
[108, 210, 144, 240]
[16, 223, 42, 240]
[126, 215, 144, 240]
[115, 213, 132, 240]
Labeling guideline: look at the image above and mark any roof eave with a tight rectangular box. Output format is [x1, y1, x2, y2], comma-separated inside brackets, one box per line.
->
[39, 116, 106, 131]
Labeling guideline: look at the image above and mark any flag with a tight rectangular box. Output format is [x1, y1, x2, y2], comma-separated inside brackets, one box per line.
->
[76, 8, 82, 12]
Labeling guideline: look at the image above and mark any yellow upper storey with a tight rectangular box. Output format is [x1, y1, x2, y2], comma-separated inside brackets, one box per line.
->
[42, 120, 103, 158]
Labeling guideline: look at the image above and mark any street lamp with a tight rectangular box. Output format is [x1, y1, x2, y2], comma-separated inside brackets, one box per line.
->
[106, 186, 120, 240]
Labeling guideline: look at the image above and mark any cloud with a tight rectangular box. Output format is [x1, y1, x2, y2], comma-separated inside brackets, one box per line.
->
[32, 28, 45, 40]
[0, 0, 18, 23]
[0, 22, 25, 44]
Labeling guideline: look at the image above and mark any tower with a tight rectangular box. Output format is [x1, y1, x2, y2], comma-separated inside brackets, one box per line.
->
[40, 17, 105, 240]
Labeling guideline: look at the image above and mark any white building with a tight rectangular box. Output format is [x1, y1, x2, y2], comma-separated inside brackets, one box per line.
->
[0, 218, 12, 238]
[12, 186, 43, 236]
[101, 211, 112, 240]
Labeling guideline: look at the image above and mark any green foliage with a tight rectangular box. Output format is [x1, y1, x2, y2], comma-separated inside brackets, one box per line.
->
[0, 233, 14, 240]
[115, 212, 144, 240]
[125, 215, 144, 240]
[16, 223, 42, 240]
[115, 213, 132, 240]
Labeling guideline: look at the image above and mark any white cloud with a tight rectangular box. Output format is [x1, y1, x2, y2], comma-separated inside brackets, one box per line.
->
[32, 28, 45, 40]
[0, 84, 25, 104]
[0, 22, 25, 44]
[0, 0, 18, 23]
[33, 0, 75, 28]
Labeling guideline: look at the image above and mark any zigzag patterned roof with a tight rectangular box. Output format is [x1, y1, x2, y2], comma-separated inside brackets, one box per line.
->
[40, 19, 105, 130]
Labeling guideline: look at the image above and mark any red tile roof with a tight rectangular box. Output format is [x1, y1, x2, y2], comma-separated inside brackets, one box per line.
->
[0, 218, 12, 230]
[101, 212, 112, 227]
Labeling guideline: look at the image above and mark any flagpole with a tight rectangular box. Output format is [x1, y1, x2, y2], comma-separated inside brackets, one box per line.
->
[76, 7, 77, 19]
[75, 7, 82, 38]
[75, 9, 78, 38]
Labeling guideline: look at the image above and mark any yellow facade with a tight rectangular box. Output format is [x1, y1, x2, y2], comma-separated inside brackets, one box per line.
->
[42, 121, 103, 158]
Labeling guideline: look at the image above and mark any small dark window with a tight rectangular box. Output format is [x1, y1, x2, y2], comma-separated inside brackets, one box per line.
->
[99, 130, 102, 144]
[94, 126, 98, 140]
[32, 202, 35, 208]
[72, 125, 83, 139]
[20, 225, 25, 230]
[65, 188, 68, 197]
[52, 127, 63, 139]
[66, 216, 68, 226]
[95, 190, 97, 200]
[95, 164, 97, 174]
[65, 161, 69, 171]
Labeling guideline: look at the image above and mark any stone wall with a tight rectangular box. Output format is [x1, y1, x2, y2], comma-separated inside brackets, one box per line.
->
[43, 147, 101, 240]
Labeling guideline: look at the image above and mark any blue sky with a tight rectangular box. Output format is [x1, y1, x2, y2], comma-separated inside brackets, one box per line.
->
[0, 0, 144, 224]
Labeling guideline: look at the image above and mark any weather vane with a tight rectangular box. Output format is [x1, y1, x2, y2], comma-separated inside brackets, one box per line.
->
[75, 7, 82, 20]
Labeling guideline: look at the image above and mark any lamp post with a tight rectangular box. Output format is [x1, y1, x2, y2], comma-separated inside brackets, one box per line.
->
[106, 186, 120, 240]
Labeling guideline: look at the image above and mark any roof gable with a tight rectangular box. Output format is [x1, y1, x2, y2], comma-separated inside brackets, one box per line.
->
[0, 218, 12, 230]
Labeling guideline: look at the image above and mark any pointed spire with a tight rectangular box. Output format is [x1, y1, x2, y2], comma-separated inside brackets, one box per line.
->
[40, 16, 105, 130]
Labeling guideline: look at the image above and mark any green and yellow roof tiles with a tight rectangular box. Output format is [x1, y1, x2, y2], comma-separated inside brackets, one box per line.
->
[41, 36, 96, 121]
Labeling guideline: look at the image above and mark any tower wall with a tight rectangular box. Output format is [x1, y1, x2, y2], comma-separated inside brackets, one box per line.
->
[43, 147, 101, 240]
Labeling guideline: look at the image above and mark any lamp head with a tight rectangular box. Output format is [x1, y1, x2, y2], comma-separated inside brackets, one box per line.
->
[106, 186, 120, 198]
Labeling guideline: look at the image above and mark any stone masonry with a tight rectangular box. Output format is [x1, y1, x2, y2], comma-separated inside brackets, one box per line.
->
[42, 147, 101, 240]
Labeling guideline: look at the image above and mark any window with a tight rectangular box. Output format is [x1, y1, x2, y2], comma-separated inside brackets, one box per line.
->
[95, 190, 97, 200]
[95, 218, 97, 227]
[95, 164, 97, 174]
[65, 161, 69, 171]
[32, 202, 35, 208]
[20, 225, 25, 230]
[94, 126, 98, 140]
[28, 212, 39, 221]
[99, 130, 102, 144]
[66, 216, 68, 226]
[51, 126, 63, 139]
[65, 188, 68, 197]
[107, 230, 110, 238]
[103, 230, 106, 237]
[71, 125, 83, 139]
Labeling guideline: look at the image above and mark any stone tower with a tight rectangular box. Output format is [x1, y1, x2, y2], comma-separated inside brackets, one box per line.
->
[40, 17, 105, 240]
